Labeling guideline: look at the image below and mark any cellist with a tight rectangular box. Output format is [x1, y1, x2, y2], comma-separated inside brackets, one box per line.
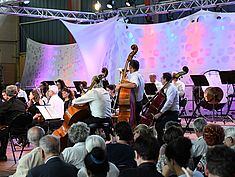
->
[116, 60, 145, 124]
[153, 72, 179, 146]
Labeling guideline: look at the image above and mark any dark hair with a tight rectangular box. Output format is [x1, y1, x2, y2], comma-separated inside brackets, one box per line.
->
[56, 79, 67, 90]
[30, 89, 41, 103]
[163, 126, 184, 144]
[206, 145, 235, 177]
[114, 121, 133, 143]
[165, 121, 182, 130]
[203, 124, 225, 146]
[129, 60, 139, 71]
[162, 72, 172, 82]
[84, 147, 109, 177]
[134, 136, 160, 161]
[165, 137, 192, 168]
[40, 81, 49, 97]
[106, 84, 116, 91]
[62, 87, 75, 100]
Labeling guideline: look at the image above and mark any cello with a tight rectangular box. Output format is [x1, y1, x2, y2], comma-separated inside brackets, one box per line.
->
[118, 44, 138, 127]
[140, 66, 189, 126]
[53, 68, 108, 151]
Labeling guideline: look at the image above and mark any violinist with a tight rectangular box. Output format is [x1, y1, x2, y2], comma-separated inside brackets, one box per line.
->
[72, 76, 112, 125]
[153, 72, 179, 145]
[116, 60, 145, 124]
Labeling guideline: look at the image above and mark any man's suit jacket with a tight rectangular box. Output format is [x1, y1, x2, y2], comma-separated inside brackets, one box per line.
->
[27, 156, 78, 177]
[119, 162, 164, 177]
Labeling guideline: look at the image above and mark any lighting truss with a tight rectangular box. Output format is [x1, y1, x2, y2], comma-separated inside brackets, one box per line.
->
[0, 0, 235, 22]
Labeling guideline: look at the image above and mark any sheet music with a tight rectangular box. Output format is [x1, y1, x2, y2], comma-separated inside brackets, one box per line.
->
[36, 105, 61, 120]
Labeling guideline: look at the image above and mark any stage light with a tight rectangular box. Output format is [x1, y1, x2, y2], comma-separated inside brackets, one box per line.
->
[23, 0, 30, 4]
[94, 1, 101, 11]
[107, 0, 115, 9]
[125, 0, 135, 7]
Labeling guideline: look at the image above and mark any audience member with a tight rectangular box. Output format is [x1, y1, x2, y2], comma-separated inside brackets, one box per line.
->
[192, 118, 207, 157]
[27, 135, 78, 177]
[78, 135, 119, 177]
[1, 89, 7, 102]
[206, 145, 235, 177]
[0, 85, 26, 161]
[62, 122, 90, 169]
[133, 124, 156, 141]
[10, 126, 45, 177]
[107, 121, 136, 170]
[119, 136, 163, 177]
[203, 124, 225, 147]
[223, 127, 235, 151]
[16, 82, 28, 103]
[165, 137, 203, 177]
[84, 147, 110, 177]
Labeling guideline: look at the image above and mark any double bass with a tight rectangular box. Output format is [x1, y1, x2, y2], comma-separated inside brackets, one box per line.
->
[53, 68, 108, 151]
[140, 66, 189, 126]
[118, 44, 138, 127]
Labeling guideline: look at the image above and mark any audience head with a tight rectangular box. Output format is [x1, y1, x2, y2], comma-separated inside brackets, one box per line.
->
[206, 145, 235, 177]
[129, 60, 139, 73]
[163, 125, 184, 144]
[1, 89, 7, 101]
[48, 85, 58, 96]
[224, 127, 235, 148]
[134, 136, 160, 166]
[68, 122, 90, 144]
[133, 124, 156, 141]
[6, 85, 18, 98]
[193, 117, 207, 137]
[39, 135, 60, 157]
[29, 89, 41, 103]
[62, 87, 75, 100]
[203, 124, 225, 146]
[162, 72, 172, 84]
[56, 79, 66, 90]
[149, 73, 157, 83]
[165, 137, 192, 169]
[84, 147, 109, 177]
[114, 121, 133, 143]
[85, 135, 106, 153]
[164, 121, 182, 131]
[27, 126, 45, 147]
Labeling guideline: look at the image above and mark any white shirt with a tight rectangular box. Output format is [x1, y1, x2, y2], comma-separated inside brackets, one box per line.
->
[48, 94, 64, 119]
[17, 89, 28, 102]
[72, 88, 111, 118]
[173, 80, 185, 98]
[155, 80, 163, 91]
[62, 142, 87, 170]
[129, 71, 145, 102]
[160, 83, 179, 113]
[192, 136, 208, 157]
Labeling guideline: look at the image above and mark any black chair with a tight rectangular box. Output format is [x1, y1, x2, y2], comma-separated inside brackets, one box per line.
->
[8, 112, 33, 163]
[88, 122, 113, 141]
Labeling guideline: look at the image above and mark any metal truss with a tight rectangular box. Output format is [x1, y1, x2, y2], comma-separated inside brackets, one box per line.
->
[0, 0, 235, 22]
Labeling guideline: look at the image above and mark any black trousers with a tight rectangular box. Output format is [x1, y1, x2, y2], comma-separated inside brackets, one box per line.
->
[155, 111, 179, 146]
[0, 127, 9, 156]
[136, 101, 143, 124]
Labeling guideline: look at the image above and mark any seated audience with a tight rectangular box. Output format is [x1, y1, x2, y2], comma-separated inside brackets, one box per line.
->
[84, 147, 110, 177]
[119, 136, 163, 177]
[206, 145, 235, 177]
[106, 121, 136, 170]
[16, 82, 28, 103]
[133, 124, 156, 141]
[10, 126, 45, 177]
[62, 122, 90, 169]
[27, 135, 78, 177]
[0, 85, 26, 161]
[78, 135, 119, 177]
[192, 118, 207, 157]
[223, 127, 235, 151]
[165, 137, 203, 177]
[62, 87, 75, 112]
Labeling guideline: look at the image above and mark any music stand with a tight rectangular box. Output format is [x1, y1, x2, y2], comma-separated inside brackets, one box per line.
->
[144, 83, 158, 95]
[45, 81, 55, 85]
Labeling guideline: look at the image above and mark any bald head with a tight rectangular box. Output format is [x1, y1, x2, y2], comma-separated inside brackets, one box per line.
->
[27, 126, 45, 147]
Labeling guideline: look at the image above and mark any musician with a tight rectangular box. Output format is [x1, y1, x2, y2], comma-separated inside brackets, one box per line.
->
[62, 87, 75, 112]
[149, 73, 162, 91]
[56, 79, 67, 100]
[0, 85, 26, 161]
[15, 82, 28, 103]
[172, 72, 185, 98]
[72, 76, 112, 125]
[153, 72, 179, 146]
[116, 60, 145, 124]
[106, 84, 117, 112]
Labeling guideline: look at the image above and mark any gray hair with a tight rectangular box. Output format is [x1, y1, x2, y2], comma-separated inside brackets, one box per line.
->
[224, 127, 235, 139]
[27, 126, 45, 147]
[6, 85, 18, 97]
[39, 135, 60, 155]
[85, 135, 106, 152]
[193, 117, 207, 132]
[68, 122, 90, 143]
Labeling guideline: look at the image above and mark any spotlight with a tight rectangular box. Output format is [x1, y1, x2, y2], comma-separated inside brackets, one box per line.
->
[23, 0, 30, 4]
[107, 0, 115, 9]
[94, 1, 101, 11]
[125, 0, 135, 7]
